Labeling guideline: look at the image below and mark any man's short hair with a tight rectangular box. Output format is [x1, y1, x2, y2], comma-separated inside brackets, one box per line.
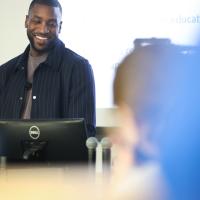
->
[28, 0, 62, 14]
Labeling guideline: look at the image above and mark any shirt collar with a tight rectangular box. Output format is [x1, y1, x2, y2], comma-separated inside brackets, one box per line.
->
[15, 46, 29, 71]
[43, 39, 65, 71]
[15, 38, 65, 72]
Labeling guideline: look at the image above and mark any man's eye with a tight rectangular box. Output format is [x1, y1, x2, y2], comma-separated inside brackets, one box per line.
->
[47, 22, 57, 28]
[31, 19, 41, 24]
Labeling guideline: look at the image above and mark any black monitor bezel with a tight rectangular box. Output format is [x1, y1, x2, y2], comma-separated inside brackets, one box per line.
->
[0, 118, 88, 164]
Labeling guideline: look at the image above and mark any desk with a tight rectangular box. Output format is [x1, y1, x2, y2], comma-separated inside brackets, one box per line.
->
[0, 165, 107, 200]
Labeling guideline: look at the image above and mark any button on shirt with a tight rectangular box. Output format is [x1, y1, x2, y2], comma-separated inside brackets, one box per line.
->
[21, 53, 48, 119]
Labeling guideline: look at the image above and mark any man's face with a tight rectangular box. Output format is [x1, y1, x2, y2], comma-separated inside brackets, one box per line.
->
[25, 3, 62, 56]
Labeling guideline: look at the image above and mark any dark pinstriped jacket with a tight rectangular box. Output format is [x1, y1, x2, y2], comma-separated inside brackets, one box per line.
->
[0, 39, 96, 137]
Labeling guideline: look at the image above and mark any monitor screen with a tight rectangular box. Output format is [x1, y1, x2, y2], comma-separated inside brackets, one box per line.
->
[0, 118, 88, 164]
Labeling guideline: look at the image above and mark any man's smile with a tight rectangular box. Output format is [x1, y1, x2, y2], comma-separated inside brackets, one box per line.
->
[35, 35, 48, 40]
[33, 33, 49, 42]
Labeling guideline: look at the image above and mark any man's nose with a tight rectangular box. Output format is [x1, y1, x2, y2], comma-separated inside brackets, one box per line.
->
[39, 22, 49, 33]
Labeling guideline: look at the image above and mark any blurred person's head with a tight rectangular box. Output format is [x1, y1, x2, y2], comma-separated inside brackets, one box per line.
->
[114, 40, 181, 163]
[113, 39, 200, 199]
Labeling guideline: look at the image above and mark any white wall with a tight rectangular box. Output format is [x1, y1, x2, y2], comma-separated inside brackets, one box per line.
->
[0, 0, 30, 64]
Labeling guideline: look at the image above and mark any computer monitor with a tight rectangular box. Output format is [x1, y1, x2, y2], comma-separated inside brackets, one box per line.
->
[0, 118, 88, 164]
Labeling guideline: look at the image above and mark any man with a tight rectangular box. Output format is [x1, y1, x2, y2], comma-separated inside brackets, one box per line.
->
[0, 0, 96, 137]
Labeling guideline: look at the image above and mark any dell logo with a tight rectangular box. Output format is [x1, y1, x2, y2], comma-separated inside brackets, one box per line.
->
[29, 126, 40, 140]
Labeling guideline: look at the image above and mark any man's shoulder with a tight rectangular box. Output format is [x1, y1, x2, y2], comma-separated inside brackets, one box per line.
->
[62, 47, 89, 65]
[0, 54, 22, 73]
[50, 40, 90, 70]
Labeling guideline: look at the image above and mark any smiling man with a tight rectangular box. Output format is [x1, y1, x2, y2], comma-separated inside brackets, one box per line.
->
[0, 0, 96, 137]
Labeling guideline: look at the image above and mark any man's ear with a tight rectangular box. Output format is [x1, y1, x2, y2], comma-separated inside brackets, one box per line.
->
[25, 15, 29, 28]
[58, 21, 62, 33]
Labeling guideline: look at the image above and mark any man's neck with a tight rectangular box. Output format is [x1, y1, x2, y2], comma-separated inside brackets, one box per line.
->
[29, 47, 48, 57]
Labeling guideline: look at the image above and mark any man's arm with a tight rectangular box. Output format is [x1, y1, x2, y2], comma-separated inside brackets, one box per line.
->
[67, 59, 96, 137]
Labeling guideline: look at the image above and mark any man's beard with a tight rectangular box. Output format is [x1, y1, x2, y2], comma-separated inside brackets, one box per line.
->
[27, 31, 58, 54]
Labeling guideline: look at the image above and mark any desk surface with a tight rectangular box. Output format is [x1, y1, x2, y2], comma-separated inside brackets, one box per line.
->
[0, 165, 105, 200]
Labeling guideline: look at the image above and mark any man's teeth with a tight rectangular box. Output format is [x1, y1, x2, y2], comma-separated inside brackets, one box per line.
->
[35, 35, 48, 40]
